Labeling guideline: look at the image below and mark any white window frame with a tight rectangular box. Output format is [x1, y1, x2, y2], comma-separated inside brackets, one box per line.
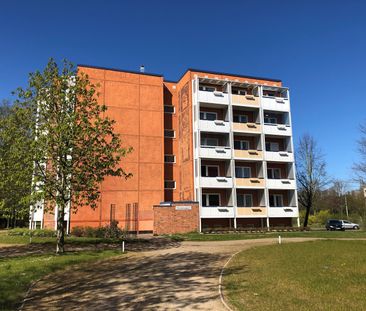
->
[201, 165, 220, 177]
[202, 193, 221, 207]
[234, 140, 250, 150]
[200, 111, 218, 121]
[266, 142, 279, 152]
[164, 105, 175, 114]
[237, 194, 253, 207]
[164, 154, 176, 163]
[267, 168, 281, 179]
[201, 137, 219, 147]
[164, 180, 176, 189]
[270, 194, 284, 207]
[235, 166, 251, 178]
[232, 88, 247, 95]
[233, 114, 248, 123]
[199, 85, 216, 92]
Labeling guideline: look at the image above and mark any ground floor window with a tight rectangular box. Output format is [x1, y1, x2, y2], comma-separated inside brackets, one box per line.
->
[237, 194, 253, 207]
[269, 194, 283, 207]
[202, 193, 220, 207]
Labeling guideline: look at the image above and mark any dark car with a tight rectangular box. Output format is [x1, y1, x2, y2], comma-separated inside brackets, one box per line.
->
[326, 219, 345, 231]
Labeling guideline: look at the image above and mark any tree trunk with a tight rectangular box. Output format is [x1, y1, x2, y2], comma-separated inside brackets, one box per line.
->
[56, 203, 65, 254]
[303, 204, 311, 228]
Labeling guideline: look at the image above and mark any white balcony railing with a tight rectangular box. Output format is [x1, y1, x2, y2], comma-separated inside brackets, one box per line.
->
[261, 97, 290, 112]
[263, 124, 292, 136]
[264, 151, 294, 162]
[199, 120, 230, 133]
[200, 206, 234, 218]
[268, 207, 299, 217]
[266, 179, 296, 189]
[200, 146, 231, 159]
[198, 90, 229, 105]
[200, 176, 233, 188]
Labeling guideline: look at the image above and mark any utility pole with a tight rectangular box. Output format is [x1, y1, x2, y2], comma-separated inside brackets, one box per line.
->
[345, 194, 349, 219]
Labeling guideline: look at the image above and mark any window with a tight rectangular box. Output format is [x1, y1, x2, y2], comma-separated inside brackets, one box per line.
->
[202, 193, 220, 207]
[200, 111, 217, 121]
[199, 85, 216, 92]
[201, 165, 220, 177]
[164, 130, 175, 138]
[164, 105, 175, 114]
[266, 142, 279, 152]
[232, 88, 247, 95]
[234, 140, 249, 150]
[237, 194, 253, 207]
[201, 137, 219, 147]
[164, 180, 176, 189]
[164, 154, 176, 163]
[267, 168, 281, 179]
[269, 194, 283, 207]
[264, 113, 277, 124]
[233, 114, 248, 123]
[235, 167, 251, 178]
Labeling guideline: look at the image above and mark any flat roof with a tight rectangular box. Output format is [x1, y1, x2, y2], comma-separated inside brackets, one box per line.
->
[77, 64, 282, 84]
[77, 64, 164, 78]
[184, 68, 282, 83]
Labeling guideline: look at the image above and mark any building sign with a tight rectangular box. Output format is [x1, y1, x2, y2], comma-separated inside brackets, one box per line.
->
[175, 205, 192, 211]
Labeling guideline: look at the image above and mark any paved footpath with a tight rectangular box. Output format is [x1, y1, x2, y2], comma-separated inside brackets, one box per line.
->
[21, 237, 320, 311]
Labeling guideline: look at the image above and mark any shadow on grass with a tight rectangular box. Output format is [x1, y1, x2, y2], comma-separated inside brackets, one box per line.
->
[22, 250, 241, 311]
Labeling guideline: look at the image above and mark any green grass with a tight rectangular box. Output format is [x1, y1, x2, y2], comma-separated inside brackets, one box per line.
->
[170, 230, 366, 241]
[0, 234, 122, 246]
[0, 250, 123, 310]
[223, 240, 366, 311]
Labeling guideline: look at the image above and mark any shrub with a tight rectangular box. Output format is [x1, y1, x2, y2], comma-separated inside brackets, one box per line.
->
[70, 221, 126, 239]
[8, 228, 56, 237]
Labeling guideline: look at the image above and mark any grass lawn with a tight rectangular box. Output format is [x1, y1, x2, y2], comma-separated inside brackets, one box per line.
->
[0, 250, 123, 310]
[223, 240, 366, 311]
[171, 230, 366, 241]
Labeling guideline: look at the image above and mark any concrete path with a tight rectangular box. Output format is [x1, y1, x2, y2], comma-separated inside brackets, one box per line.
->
[21, 237, 319, 311]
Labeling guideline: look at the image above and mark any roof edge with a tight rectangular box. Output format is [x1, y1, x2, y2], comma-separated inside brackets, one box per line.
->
[179, 68, 282, 83]
[77, 64, 164, 78]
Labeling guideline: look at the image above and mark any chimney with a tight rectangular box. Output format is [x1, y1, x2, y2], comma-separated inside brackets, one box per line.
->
[140, 65, 145, 73]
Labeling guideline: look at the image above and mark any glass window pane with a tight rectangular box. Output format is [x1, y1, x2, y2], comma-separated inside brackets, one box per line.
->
[245, 195, 253, 207]
[207, 166, 219, 177]
[237, 194, 244, 207]
[234, 140, 241, 149]
[201, 165, 206, 177]
[206, 112, 217, 121]
[209, 194, 220, 206]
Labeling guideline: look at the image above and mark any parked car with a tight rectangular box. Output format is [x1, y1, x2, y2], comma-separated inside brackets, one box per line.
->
[326, 219, 360, 231]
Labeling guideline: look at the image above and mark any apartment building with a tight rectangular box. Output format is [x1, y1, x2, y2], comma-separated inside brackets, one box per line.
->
[31, 65, 299, 232]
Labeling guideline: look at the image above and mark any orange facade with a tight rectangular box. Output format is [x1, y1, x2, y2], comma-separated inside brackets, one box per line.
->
[44, 65, 283, 232]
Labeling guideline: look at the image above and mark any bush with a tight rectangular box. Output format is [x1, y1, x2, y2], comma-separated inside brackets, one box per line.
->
[8, 228, 56, 237]
[71, 221, 126, 239]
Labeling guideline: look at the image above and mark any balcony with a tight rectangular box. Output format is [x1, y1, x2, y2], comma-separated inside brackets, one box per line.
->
[234, 149, 263, 160]
[233, 122, 261, 134]
[199, 120, 230, 133]
[200, 176, 233, 188]
[232, 94, 259, 107]
[261, 97, 290, 112]
[266, 179, 296, 189]
[264, 151, 294, 162]
[237, 207, 267, 217]
[263, 124, 292, 136]
[268, 207, 298, 218]
[198, 90, 229, 105]
[200, 146, 231, 159]
[200, 206, 234, 218]
[236, 178, 265, 188]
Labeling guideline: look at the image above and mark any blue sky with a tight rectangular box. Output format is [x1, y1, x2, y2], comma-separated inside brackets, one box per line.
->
[1, 0, 365, 185]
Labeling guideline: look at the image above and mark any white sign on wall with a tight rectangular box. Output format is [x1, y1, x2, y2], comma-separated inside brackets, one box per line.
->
[175, 205, 192, 211]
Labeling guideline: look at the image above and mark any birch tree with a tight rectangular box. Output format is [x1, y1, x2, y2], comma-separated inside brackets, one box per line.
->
[296, 134, 328, 227]
[15, 59, 131, 253]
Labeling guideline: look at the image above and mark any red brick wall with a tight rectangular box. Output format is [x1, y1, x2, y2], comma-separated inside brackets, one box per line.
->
[153, 203, 199, 235]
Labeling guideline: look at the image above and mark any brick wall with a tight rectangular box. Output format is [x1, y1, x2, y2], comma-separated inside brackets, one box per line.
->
[153, 202, 199, 235]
